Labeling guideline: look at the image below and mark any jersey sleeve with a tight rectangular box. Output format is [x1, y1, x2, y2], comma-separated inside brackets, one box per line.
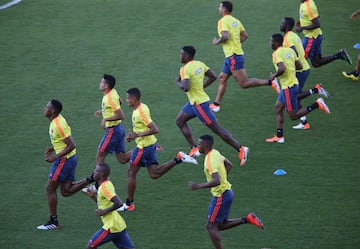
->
[101, 181, 116, 200]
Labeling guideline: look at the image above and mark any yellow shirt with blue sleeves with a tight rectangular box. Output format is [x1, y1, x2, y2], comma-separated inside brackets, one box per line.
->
[299, 0, 322, 38]
[98, 180, 127, 233]
[102, 89, 122, 128]
[217, 14, 245, 57]
[132, 103, 157, 148]
[180, 60, 210, 105]
[49, 114, 76, 158]
[283, 31, 310, 72]
[272, 46, 299, 89]
[204, 149, 232, 197]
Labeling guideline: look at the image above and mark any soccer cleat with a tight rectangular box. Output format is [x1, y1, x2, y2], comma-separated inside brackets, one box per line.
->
[246, 212, 264, 229]
[265, 135, 285, 143]
[271, 78, 281, 94]
[177, 151, 198, 165]
[316, 98, 331, 114]
[339, 49, 352, 65]
[238, 146, 249, 166]
[82, 184, 98, 194]
[342, 71, 359, 81]
[315, 83, 330, 98]
[209, 103, 220, 112]
[37, 221, 60, 230]
[292, 122, 311, 130]
[189, 146, 200, 158]
[117, 203, 136, 212]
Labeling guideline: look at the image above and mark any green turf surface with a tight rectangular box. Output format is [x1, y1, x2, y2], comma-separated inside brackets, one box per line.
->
[0, 0, 359, 248]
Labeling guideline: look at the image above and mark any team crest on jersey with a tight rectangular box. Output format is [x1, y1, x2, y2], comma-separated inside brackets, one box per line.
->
[232, 22, 238, 27]
[195, 67, 203, 75]
[285, 52, 292, 59]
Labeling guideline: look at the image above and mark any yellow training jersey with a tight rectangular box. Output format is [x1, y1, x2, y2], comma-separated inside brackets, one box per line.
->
[299, 0, 322, 38]
[102, 89, 122, 128]
[217, 14, 245, 57]
[97, 180, 127, 233]
[272, 46, 299, 89]
[49, 114, 76, 158]
[204, 149, 232, 197]
[180, 60, 210, 105]
[132, 103, 157, 148]
[283, 31, 310, 72]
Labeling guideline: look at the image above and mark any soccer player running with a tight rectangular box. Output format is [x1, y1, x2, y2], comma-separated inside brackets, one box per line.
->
[342, 9, 360, 81]
[265, 34, 331, 143]
[280, 17, 330, 130]
[37, 100, 95, 230]
[175, 45, 248, 166]
[189, 135, 264, 249]
[85, 163, 135, 249]
[296, 0, 352, 67]
[95, 74, 132, 165]
[118, 87, 197, 211]
[209, 1, 279, 112]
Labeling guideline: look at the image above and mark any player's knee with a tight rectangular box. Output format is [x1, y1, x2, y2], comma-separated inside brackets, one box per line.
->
[288, 113, 297, 120]
[150, 174, 160, 179]
[175, 118, 185, 127]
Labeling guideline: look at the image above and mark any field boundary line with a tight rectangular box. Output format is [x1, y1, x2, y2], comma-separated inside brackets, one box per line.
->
[0, 0, 23, 10]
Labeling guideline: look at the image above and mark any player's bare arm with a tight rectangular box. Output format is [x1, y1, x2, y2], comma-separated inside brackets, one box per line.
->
[175, 76, 190, 92]
[240, 30, 248, 43]
[212, 31, 229, 45]
[203, 69, 218, 88]
[100, 108, 125, 129]
[45, 136, 76, 163]
[189, 172, 221, 190]
[296, 17, 320, 32]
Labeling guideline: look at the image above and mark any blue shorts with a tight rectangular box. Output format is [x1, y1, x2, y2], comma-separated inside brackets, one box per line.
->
[207, 189, 233, 223]
[278, 85, 300, 112]
[222, 54, 245, 75]
[130, 144, 158, 167]
[87, 228, 134, 249]
[296, 69, 310, 92]
[98, 124, 126, 154]
[181, 101, 216, 125]
[303, 35, 323, 59]
[49, 155, 77, 182]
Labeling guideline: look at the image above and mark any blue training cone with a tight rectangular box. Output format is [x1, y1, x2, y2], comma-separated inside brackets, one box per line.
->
[354, 43, 360, 49]
[274, 169, 287, 176]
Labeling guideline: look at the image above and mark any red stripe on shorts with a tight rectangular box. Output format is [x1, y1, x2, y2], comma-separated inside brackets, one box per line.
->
[304, 38, 313, 59]
[195, 103, 212, 125]
[132, 148, 144, 166]
[92, 229, 110, 247]
[99, 127, 114, 152]
[284, 88, 293, 112]
[209, 196, 223, 222]
[52, 157, 66, 182]
[230, 55, 236, 71]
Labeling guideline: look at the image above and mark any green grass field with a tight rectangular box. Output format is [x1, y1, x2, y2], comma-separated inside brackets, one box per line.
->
[0, 0, 359, 248]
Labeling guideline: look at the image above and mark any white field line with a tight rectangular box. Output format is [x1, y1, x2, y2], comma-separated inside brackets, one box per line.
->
[0, 0, 23, 10]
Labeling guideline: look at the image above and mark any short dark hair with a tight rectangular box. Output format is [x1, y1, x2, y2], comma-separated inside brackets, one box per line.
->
[221, 1, 233, 13]
[272, 33, 284, 44]
[103, 74, 116, 89]
[199, 134, 214, 147]
[284, 17, 295, 29]
[182, 45, 196, 58]
[126, 87, 141, 99]
[50, 99, 62, 113]
[98, 163, 111, 178]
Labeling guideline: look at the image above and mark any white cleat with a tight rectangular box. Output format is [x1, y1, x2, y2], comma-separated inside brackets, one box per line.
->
[177, 151, 198, 164]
